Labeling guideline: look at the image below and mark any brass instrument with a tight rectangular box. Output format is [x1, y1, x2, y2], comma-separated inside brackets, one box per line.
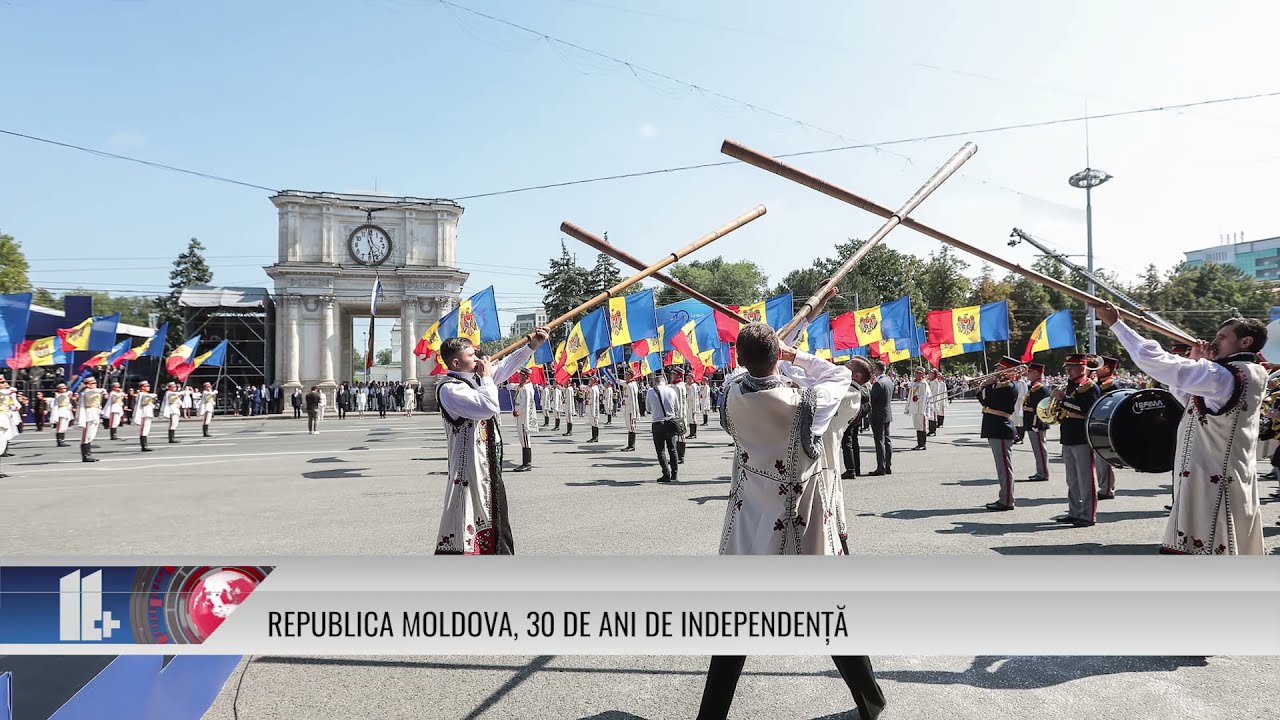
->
[1036, 356, 1106, 426]
[945, 364, 1027, 399]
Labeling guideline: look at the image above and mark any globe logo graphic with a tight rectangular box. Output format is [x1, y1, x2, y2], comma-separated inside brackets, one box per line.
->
[185, 569, 260, 641]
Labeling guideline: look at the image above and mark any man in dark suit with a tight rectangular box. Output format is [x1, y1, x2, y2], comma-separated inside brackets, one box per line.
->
[867, 359, 893, 476]
[291, 388, 302, 419]
[840, 359, 873, 479]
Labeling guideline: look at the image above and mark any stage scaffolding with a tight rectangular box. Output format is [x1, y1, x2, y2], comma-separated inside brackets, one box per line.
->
[179, 286, 275, 413]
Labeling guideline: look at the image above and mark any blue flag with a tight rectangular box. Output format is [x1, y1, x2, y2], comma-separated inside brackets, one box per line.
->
[0, 293, 32, 360]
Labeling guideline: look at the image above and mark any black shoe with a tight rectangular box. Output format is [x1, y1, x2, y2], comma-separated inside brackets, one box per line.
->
[841, 470, 856, 479]
[80, 444, 99, 463]
[1069, 518, 1096, 527]
[512, 464, 531, 472]
[867, 469, 886, 477]
[0, 452, 11, 458]
[1164, 505, 1173, 511]
[1025, 474, 1049, 482]
[984, 502, 1014, 511]
[657, 475, 671, 483]
[1098, 493, 1115, 500]
[1053, 515, 1074, 523]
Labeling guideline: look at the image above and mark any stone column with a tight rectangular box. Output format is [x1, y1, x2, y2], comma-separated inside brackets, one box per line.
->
[285, 295, 302, 387]
[401, 299, 418, 386]
[320, 295, 336, 386]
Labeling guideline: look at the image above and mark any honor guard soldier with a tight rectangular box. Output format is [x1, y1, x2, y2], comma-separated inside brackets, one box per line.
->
[904, 367, 931, 450]
[978, 357, 1021, 510]
[1022, 363, 1051, 482]
[106, 382, 126, 440]
[561, 381, 575, 437]
[699, 379, 712, 426]
[685, 371, 701, 440]
[1054, 354, 1102, 527]
[671, 366, 689, 463]
[603, 379, 615, 425]
[160, 382, 184, 443]
[76, 377, 105, 462]
[134, 380, 157, 451]
[550, 383, 562, 431]
[586, 376, 601, 443]
[512, 369, 535, 472]
[0, 376, 14, 476]
[540, 382, 551, 428]
[927, 370, 946, 435]
[199, 382, 218, 437]
[1093, 356, 1120, 499]
[50, 383, 73, 447]
[621, 368, 640, 451]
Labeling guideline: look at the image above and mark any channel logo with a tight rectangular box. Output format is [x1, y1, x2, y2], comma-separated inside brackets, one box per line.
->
[59, 569, 121, 641]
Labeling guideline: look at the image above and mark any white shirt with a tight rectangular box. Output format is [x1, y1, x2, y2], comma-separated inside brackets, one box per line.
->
[646, 384, 681, 423]
[438, 347, 534, 421]
[774, 350, 854, 436]
[1111, 320, 1235, 412]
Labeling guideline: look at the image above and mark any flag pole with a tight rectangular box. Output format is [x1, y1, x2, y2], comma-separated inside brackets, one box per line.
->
[492, 206, 767, 361]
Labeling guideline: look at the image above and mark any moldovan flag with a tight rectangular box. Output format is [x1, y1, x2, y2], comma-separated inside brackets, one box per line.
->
[165, 335, 201, 376]
[832, 296, 913, 349]
[668, 320, 704, 376]
[1021, 309, 1076, 361]
[0, 292, 32, 360]
[81, 339, 131, 370]
[414, 287, 502, 358]
[57, 313, 121, 352]
[173, 340, 228, 382]
[607, 289, 658, 347]
[926, 301, 1010, 345]
[940, 341, 985, 359]
[714, 293, 793, 342]
[795, 313, 834, 359]
[5, 336, 65, 369]
[114, 323, 168, 366]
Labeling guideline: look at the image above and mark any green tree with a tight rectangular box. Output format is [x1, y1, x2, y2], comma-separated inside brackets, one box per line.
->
[808, 240, 926, 321]
[655, 257, 769, 306]
[32, 287, 58, 307]
[353, 348, 366, 369]
[0, 231, 31, 293]
[155, 238, 213, 349]
[40, 288, 156, 325]
[376, 348, 394, 366]
[772, 266, 826, 302]
[1158, 262, 1271, 339]
[918, 247, 970, 312]
[538, 241, 593, 336]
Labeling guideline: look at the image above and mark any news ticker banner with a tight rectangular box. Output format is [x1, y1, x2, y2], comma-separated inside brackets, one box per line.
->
[0, 557, 1277, 655]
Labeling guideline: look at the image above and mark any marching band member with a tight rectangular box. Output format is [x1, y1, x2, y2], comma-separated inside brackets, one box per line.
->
[621, 368, 640, 451]
[105, 382, 126, 440]
[1022, 363, 1051, 482]
[671, 366, 689, 463]
[561, 380, 575, 437]
[160, 381, 184, 443]
[433, 326, 548, 555]
[927, 369, 946, 435]
[685, 371, 700, 440]
[199, 382, 217, 437]
[541, 381, 552, 428]
[977, 357, 1020, 511]
[1092, 356, 1120, 499]
[700, 378, 712, 427]
[76, 376, 106, 463]
[134, 380, 157, 451]
[550, 382, 561, 431]
[1095, 301, 1267, 554]
[511, 368, 535, 472]
[603, 378, 614, 425]
[904, 367, 931, 450]
[1054, 354, 1101, 527]
[586, 375, 601, 444]
[50, 383, 73, 447]
[0, 376, 14, 477]
[701, 322, 884, 720]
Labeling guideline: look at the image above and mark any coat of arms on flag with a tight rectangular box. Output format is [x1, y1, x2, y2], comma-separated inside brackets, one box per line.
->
[567, 333, 581, 354]
[743, 306, 762, 323]
[956, 313, 976, 336]
[609, 308, 624, 335]
[858, 313, 878, 335]
[459, 309, 478, 338]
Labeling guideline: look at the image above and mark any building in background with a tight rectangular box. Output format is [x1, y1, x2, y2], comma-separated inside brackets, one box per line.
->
[509, 310, 547, 337]
[1184, 233, 1280, 282]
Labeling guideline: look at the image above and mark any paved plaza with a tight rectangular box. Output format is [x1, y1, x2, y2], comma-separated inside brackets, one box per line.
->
[1, 400, 1277, 556]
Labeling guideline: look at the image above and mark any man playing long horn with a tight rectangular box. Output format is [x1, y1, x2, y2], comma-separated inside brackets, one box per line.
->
[1094, 301, 1267, 554]
[977, 357, 1021, 511]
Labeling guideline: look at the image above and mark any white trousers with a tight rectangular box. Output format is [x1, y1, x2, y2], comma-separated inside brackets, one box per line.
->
[139, 417, 153, 438]
[81, 420, 100, 444]
[109, 412, 123, 429]
[168, 415, 179, 431]
[56, 417, 70, 433]
[202, 410, 214, 427]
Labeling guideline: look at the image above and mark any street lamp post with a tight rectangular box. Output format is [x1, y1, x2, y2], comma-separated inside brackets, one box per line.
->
[1068, 168, 1113, 354]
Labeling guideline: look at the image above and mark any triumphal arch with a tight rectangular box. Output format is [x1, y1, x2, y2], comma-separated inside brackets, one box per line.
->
[264, 191, 468, 399]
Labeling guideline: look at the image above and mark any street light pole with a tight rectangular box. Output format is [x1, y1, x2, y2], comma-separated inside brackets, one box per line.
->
[1068, 167, 1113, 355]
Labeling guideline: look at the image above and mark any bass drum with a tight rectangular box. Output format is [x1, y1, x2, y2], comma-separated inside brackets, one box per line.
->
[1087, 388, 1183, 473]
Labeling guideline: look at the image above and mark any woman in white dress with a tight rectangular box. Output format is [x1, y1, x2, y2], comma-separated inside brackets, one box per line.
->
[356, 384, 367, 417]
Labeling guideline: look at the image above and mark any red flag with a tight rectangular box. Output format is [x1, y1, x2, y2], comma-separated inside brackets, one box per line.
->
[669, 323, 704, 377]
[631, 338, 651, 357]
[925, 310, 956, 346]
[528, 367, 547, 386]
[728, 345, 737, 369]
[831, 312, 861, 350]
[714, 306, 744, 343]
[920, 342, 942, 369]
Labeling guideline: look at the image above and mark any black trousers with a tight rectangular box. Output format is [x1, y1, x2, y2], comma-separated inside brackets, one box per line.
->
[871, 421, 892, 471]
[841, 423, 861, 475]
[307, 412, 318, 432]
[292, 406, 301, 419]
[651, 421, 679, 477]
[697, 655, 885, 720]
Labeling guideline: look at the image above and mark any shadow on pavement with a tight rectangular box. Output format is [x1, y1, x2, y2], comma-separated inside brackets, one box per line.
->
[565, 478, 646, 488]
[876, 656, 1209, 689]
[881, 507, 984, 520]
[993, 543, 1159, 555]
[301, 468, 367, 480]
[938, 521, 1071, 537]
[689, 495, 727, 506]
[307, 456, 345, 463]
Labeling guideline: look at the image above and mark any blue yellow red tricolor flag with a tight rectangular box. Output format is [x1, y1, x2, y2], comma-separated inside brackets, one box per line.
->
[81, 339, 132, 370]
[831, 296, 913, 349]
[4, 336, 65, 369]
[607, 289, 658, 347]
[113, 323, 168, 366]
[925, 301, 1010, 345]
[714, 293, 794, 343]
[413, 287, 502, 359]
[165, 335, 201, 375]
[1021, 309, 1076, 361]
[57, 313, 121, 352]
[171, 340, 228, 382]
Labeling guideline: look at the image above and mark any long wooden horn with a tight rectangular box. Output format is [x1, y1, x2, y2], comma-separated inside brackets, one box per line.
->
[722, 140, 1198, 345]
[560, 224, 749, 323]
[774, 142, 978, 339]
[491, 205, 767, 360]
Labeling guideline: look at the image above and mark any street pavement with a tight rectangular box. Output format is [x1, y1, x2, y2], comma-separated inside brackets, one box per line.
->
[2, 401, 1277, 718]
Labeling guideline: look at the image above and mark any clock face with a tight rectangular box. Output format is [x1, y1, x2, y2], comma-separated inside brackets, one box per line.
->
[347, 224, 393, 266]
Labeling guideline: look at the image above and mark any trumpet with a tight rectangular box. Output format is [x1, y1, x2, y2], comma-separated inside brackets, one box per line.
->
[945, 364, 1027, 399]
[1035, 356, 1107, 425]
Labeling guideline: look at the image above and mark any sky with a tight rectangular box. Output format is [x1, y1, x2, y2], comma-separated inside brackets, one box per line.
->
[3, 0, 1280, 353]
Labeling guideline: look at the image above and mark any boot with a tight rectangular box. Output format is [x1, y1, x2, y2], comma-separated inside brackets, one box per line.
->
[677, 440, 686, 464]
[587, 426, 599, 443]
[927, 419, 936, 436]
[512, 447, 532, 472]
[553, 418, 560, 431]
[564, 422, 573, 437]
[606, 415, 612, 425]
[110, 426, 118, 440]
[80, 443, 99, 463]
[542, 416, 549, 427]
[56, 432, 68, 447]
[688, 424, 697, 439]
[937, 416, 945, 428]
[203, 424, 210, 437]
[623, 432, 635, 451]
[140, 436, 153, 452]
[913, 431, 926, 450]
[168, 429, 178, 444]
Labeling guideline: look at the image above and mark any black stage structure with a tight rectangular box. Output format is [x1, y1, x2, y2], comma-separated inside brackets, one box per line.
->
[178, 286, 275, 414]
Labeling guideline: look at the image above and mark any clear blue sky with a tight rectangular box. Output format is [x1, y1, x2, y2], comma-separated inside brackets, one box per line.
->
[3, 0, 1280, 352]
